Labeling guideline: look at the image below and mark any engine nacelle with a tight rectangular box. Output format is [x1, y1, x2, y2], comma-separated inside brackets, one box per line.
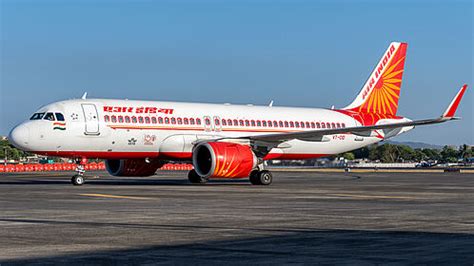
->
[105, 158, 164, 177]
[192, 142, 257, 178]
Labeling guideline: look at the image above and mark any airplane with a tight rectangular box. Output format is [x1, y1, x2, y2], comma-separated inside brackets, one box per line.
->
[8, 42, 468, 186]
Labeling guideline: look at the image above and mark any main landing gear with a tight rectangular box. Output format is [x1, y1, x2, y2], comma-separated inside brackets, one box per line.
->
[71, 159, 87, 186]
[187, 169, 273, 185]
[188, 169, 208, 184]
[249, 170, 273, 185]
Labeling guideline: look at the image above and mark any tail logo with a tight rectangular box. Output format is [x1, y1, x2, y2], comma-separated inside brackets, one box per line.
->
[362, 44, 396, 100]
[344, 42, 408, 116]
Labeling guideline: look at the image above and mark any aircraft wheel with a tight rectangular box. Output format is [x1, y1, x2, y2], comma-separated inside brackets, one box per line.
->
[249, 170, 261, 185]
[71, 175, 85, 186]
[188, 169, 208, 184]
[258, 170, 273, 185]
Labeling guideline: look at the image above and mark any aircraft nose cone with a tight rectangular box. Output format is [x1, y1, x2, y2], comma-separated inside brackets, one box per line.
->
[8, 123, 30, 150]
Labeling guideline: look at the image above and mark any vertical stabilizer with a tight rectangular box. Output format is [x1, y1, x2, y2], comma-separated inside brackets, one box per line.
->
[344, 42, 408, 115]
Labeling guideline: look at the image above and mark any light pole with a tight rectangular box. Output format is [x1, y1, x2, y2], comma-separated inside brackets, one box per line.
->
[3, 147, 7, 166]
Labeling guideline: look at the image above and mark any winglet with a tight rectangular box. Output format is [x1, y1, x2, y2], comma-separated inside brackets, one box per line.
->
[442, 84, 468, 118]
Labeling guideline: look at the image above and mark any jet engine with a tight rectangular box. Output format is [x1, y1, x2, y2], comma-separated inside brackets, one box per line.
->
[105, 158, 164, 177]
[192, 142, 257, 178]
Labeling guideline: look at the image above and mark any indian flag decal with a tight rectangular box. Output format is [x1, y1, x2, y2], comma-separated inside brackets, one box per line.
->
[53, 122, 66, 130]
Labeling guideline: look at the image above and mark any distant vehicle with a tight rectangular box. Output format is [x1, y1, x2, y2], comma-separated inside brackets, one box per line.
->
[415, 161, 434, 168]
[8, 42, 468, 186]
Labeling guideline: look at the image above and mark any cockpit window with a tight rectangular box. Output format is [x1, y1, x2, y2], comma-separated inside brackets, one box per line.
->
[55, 113, 65, 121]
[30, 113, 45, 120]
[43, 112, 56, 121]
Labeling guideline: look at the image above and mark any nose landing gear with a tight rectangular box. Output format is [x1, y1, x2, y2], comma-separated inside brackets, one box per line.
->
[71, 158, 87, 186]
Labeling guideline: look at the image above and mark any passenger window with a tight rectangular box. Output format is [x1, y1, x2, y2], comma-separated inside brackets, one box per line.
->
[151, 117, 157, 124]
[342, 123, 346, 128]
[284, 121, 289, 127]
[125, 116, 131, 123]
[104, 115, 110, 122]
[145, 117, 151, 124]
[139, 117, 144, 124]
[196, 118, 201, 125]
[321, 123, 326, 129]
[55, 113, 65, 121]
[257, 121, 261, 127]
[111, 116, 117, 123]
[184, 118, 189, 125]
[158, 117, 164, 124]
[44, 112, 55, 121]
[336, 123, 340, 128]
[251, 120, 256, 127]
[332, 122, 336, 128]
[118, 116, 124, 123]
[190, 118, 195, 125]
[30, 113, 45, 120]
[205, 118, 211, 125]
[177, 118, 182, 125]
[315, 122, 319, 128]
[214, 119, 219, 126]
[290, 121, 294, 128]
[221, 119, 226, 126]
[262, 121, 267, 127]
[171, 118, 176, 124]
[245, 120, 250, 127]
[165, 117, 170, 124]
[227, 119, 232, 126]
[132, 116, 137, 123]
[239, 120, 244, 126]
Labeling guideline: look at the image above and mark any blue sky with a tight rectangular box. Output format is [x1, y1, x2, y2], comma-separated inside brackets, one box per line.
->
[1, 0, 472, 145]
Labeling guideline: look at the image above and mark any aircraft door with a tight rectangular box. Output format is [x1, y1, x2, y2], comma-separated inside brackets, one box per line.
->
[81, 104, 100, 135]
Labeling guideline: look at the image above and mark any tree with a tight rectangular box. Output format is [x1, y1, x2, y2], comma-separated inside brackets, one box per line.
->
[441, 146, 458, 163]
[458, 144, 473, 163]
[413, 149, 426, 161]
[397, 145, 415, 162]
[421, 148, 441, 161]
[353, 146, 370, 159]
[342, 152, 355, 161]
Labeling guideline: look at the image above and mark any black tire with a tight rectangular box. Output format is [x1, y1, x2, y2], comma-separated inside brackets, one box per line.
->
[188, 169, 208, 184]
[249, 170, 261, 185]
[71, 175, 85, 186]
[258, 170, 273, 185]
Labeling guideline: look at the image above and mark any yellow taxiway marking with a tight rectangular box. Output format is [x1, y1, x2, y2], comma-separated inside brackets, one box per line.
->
[79, 193, 151, 200]
[330, 193, 417, 200]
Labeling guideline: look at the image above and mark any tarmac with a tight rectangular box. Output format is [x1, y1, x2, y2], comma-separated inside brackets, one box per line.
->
[0, 170, 473, 264]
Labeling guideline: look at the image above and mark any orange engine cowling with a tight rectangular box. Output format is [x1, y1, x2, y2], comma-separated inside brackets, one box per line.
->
[105, 158, 164, 177]
[192, 142, 257, 178]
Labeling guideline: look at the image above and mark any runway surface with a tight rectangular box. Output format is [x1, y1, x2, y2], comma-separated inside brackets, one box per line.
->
[0, 171, 473, 264]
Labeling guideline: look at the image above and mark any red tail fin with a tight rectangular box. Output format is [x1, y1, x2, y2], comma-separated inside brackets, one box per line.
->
[344, 42, 408, 115]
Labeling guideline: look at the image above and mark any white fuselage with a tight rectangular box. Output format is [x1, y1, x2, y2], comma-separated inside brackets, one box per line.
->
[9, 98, 412, 161]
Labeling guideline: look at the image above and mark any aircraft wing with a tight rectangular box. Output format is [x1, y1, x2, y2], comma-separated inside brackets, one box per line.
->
[232, 84, 467, 151]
